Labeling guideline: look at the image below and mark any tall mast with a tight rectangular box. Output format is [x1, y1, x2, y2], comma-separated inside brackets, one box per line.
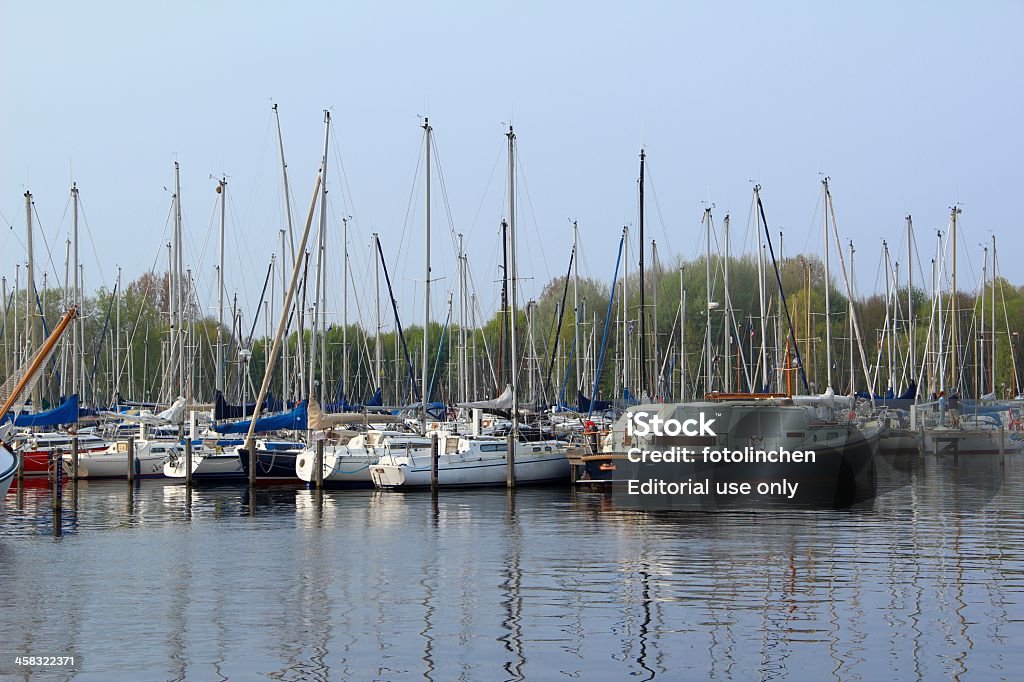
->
[573, 221, 581, 394]
[216, 177, 227, 395]
[651, 239, 659, 398]
[71, 183, 80, 397]
[950, 205, 960, 394]
[173, 162, 184, 398]
[421, 117, 432, 428]
[622, 226, 629, 396]
[703, 207, 713, 394]
[115, 267, 121, 399]
[310, 110, 330, 403]
[507, 125, 519, 435]
[679, 264, 686, 401]
[991, 235, 997, 396]
[273, 104, 297, 266]
[755, 186, 768, 390]
[980, 245, 987, 396]
[638, 148, 646, 397]
[279, 229, 289, 400]
[25, 191, 39, 411]
[907, 215, 914, 395]
[822, 178, 832, 391]
[848, 240, 855, 394]
[274, 104, 304, 402]
[374, 233, 382, 393]
[458, 233, 467, 403]
[723, 214, 731, 393]
[776, 230, 783, 392]
[342, 215, 350, 402]
[935, 231, 944, 394]
[883, 240, 892, 392]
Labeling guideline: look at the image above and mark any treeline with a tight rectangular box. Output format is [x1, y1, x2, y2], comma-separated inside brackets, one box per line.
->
[4, 255, 1022, 410]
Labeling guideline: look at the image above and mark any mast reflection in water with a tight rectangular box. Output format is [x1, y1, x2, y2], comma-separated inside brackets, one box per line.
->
[0, 456, 1021, 679]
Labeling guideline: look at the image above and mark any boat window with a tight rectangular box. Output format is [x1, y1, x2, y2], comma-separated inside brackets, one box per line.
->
[480, 443, 507, 452]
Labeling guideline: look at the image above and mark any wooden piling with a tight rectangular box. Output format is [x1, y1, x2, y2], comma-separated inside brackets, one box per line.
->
[70, 435, 79, 482]
[314, 439, 324, 489]
[247, 435, 256, 487]
[506, 432, 516, 489]
[126, 437, 135, 483]
[184, 438, 193, 487]
[430, 432, 439, 496]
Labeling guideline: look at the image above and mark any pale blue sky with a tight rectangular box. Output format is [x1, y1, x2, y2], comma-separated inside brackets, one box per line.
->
[2, 1, 1021, 330]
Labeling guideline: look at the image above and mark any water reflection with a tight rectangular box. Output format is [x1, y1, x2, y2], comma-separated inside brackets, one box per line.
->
[0, 458, 1021, 679]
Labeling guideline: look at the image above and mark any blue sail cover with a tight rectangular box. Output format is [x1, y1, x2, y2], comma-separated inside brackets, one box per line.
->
[364, 387, 383, 407]
[577, 391, 612, 413]
[213, 400, 308, 434]
[4, 394, 79, 426]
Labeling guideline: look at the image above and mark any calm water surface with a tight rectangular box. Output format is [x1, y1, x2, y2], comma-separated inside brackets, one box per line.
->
[1, 455, 1022, 681]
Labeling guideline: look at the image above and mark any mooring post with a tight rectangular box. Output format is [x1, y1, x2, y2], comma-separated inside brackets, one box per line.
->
[184, 438, 193, 487]
[247, 435, 256, 487]
[126, 437, 135, 483]
[314, 439, 324, 490]
[430, 432, 439, 496]
[52, 451, 62, 538]
[70, 434, 79, 482]
[506, 432, 516, 489]
[51, 449, 62, 515]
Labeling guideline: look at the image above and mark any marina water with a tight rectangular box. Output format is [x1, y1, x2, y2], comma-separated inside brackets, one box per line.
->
[1, 454, 1022, 680]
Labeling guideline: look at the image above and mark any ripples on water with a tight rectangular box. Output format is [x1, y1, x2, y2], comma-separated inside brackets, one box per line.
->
[1, 456, 1022, 681]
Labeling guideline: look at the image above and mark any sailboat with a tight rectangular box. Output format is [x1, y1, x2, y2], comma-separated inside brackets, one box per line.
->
[294, 397, 427, 486]
[1, 306, 79, 499]
[370, 124, 570, 489]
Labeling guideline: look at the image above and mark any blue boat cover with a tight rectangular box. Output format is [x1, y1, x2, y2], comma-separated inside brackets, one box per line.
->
[4, 394, 79, 426]
[213, 400, 308, 434]
[215, 391, 284, 420]
[578, 391, 612, 413]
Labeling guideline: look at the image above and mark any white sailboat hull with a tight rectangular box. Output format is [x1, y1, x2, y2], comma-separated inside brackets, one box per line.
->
[296, 446, 379, 485]
[923, 427, 1022, 455]
[370, 445, 570, 489]
[64, 452, 167, 479]
[164, 450, 243, 480]
[0, 444, 17, 498]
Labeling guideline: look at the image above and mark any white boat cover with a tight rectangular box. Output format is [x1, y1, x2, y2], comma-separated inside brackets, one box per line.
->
[308, 397, 405, 430]
[456, 385, 514, 411]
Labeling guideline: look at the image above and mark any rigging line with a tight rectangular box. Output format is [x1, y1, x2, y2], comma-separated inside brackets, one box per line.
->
[395, 134, 425, 286]
[801, 186, 824, 257]
[641, 157, 674, 251]
[238, 111, 274, 246]
[757, 195, 809, 393]
[329, 128, 361, 232]
[193, 188, 220, 309]
[513, 145, 553, 287]
[30, 200, 64, 298]
[466, 140, 505, 240]
[428, 135, 465, 256]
